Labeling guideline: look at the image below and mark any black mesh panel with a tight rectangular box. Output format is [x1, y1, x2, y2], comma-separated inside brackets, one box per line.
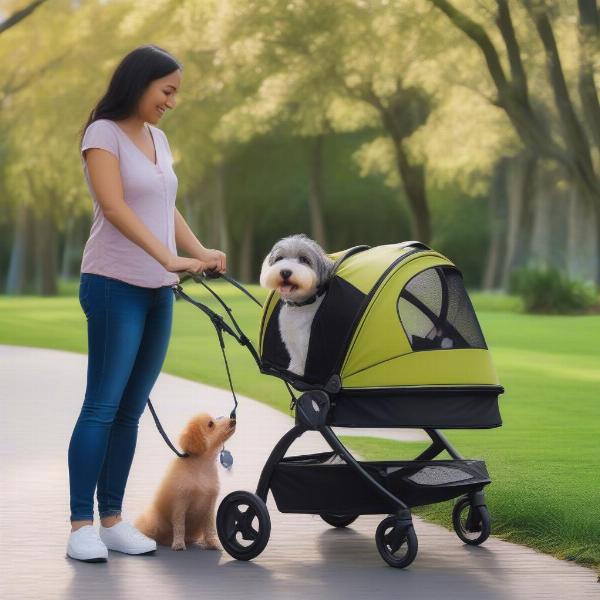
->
[270, 453, 491, 512]
[445, 269, 487, 348]
[397, 267, 487, 351]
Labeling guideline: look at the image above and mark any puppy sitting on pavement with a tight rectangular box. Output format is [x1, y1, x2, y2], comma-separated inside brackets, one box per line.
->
[259, 233, 335, 377]
[135, 413, 236, 551]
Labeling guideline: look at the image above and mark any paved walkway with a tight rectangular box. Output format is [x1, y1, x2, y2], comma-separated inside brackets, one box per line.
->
[0, 345, 597, 600]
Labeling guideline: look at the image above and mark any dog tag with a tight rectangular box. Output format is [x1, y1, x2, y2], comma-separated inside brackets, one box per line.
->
[220, 448, 233, 469]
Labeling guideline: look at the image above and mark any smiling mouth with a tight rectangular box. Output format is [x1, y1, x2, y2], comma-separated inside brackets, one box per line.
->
[156, 107, 166, 116]
[278, 282, 298, 294]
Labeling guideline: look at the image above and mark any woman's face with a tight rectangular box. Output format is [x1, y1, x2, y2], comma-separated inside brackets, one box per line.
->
[138, 69, 182, 125]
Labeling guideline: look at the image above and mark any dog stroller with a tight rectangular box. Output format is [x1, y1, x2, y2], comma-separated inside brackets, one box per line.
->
[174, 241, 503, 568]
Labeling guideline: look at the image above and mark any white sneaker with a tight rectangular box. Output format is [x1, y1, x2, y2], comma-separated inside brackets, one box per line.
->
[67, 525, 108, 562]
[99, 521, 157, 555]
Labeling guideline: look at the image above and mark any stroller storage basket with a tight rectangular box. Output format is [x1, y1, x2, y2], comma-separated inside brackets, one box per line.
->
[270, 451, 490, 514]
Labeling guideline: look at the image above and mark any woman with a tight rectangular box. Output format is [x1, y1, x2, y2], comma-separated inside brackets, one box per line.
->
[67, 45, 226, 562]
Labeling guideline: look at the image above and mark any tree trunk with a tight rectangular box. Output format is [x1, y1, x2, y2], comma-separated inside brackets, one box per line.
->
[530, 162, 570, 272]
[213, 163, 229, 258]
[59, 214, 87, 280]
[181, 192, 197, 236]
[60, 215, 73, 280]
[500, 154, 537, 288]
[577, 0, 600, 153]
[34, 212, 58, 296]
[392, 138, 431, 243]
[182, 173, 216, 250]
[566, 183, 598, 282]
[187, 165, 230, 255]
[0, 0, 48, 35]
[5, 203, 35, 295]
[595, 201, 600, 285]
[238, 215, 254, 283]
[307, 134, 328, 249]
[482, 158, 509, 290]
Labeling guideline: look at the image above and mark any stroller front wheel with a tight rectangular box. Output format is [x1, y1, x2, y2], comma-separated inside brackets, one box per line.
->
[452, 496, 491, 545]
[375, 516, 418, 568]
[320, 514, 358, 528]
[216, 491, 271, 560]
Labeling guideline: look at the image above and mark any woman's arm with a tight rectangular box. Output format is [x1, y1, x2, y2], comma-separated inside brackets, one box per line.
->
[85, 148, 201, 273]
[174, 208, 227, 272]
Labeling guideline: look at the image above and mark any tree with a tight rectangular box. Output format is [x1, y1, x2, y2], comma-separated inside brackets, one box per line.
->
[1, 0, 146, 293]
[205, 0, 464, 244]
[0, 0, 48, 35]
[427, 0, 600, 283]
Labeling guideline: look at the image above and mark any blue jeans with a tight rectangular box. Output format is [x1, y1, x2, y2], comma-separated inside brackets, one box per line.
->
[68, 273, 175, 522]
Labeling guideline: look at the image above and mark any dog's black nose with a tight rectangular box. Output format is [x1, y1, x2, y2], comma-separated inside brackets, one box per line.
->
[280, 269, 292, 280]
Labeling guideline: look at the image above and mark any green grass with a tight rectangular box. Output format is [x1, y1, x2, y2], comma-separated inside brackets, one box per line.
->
[1, 280, 599, 571]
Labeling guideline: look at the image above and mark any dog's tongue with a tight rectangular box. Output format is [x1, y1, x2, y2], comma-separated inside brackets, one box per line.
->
[279, 283, 296, 293]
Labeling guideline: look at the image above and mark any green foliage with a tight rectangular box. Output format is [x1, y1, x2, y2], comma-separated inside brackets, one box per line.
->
[1, 0, 596, 297]
[224, 129, 492, 283]
[322, 131, 411, 249]
[469, 291, 523, 313]
[430, 189, 489, 287]
[225, 130, 411, 280]
[509, 265, 598, 315]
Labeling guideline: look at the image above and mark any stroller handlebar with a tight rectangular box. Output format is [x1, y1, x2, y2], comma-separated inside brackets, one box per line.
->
[177, 268, 222, 283]
[176, 269, 264, 309]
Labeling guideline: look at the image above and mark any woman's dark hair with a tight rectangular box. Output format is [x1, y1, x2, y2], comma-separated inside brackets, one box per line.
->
[80, 45, 182, 144]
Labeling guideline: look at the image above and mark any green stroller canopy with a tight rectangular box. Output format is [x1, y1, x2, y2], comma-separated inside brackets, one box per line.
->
[259, 242, 503, 429]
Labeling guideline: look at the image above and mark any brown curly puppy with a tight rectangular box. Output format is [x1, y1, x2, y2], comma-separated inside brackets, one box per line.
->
[135, 413, 236, 550]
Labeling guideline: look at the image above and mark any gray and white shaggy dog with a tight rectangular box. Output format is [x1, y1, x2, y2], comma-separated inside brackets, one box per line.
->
[259, 234, 335, 377]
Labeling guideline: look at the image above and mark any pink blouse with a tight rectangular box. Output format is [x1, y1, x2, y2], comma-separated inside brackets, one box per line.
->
[80, 118, 179, 288]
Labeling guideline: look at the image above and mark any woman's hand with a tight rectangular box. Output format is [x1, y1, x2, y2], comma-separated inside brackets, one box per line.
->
[199, 248, 226, 273]
[165, 255, 212, 275]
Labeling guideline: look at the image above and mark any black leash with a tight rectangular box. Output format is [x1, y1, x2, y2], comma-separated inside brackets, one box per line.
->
[147, 398, 189, 458]
[146, 269, 297, 458]
[174, 285, 240, 419]
[179, 272, 264, 368]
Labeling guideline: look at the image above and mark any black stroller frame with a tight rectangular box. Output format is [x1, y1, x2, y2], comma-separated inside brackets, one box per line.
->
[166, 260, 496, 569]
[243, 384, 491, 568]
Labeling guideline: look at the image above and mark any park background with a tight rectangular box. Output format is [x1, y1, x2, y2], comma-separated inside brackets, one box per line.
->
[0, 0, 599, 573]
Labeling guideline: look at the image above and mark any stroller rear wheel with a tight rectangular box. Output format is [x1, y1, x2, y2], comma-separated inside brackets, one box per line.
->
[216, 491, 271, 560]
[320, 514, 358, 528]
[452, 496, 491, 545]
[375, 516, 418, 568]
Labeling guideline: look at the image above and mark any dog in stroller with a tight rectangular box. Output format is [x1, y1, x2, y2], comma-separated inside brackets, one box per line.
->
[259, 233, 335, 377]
